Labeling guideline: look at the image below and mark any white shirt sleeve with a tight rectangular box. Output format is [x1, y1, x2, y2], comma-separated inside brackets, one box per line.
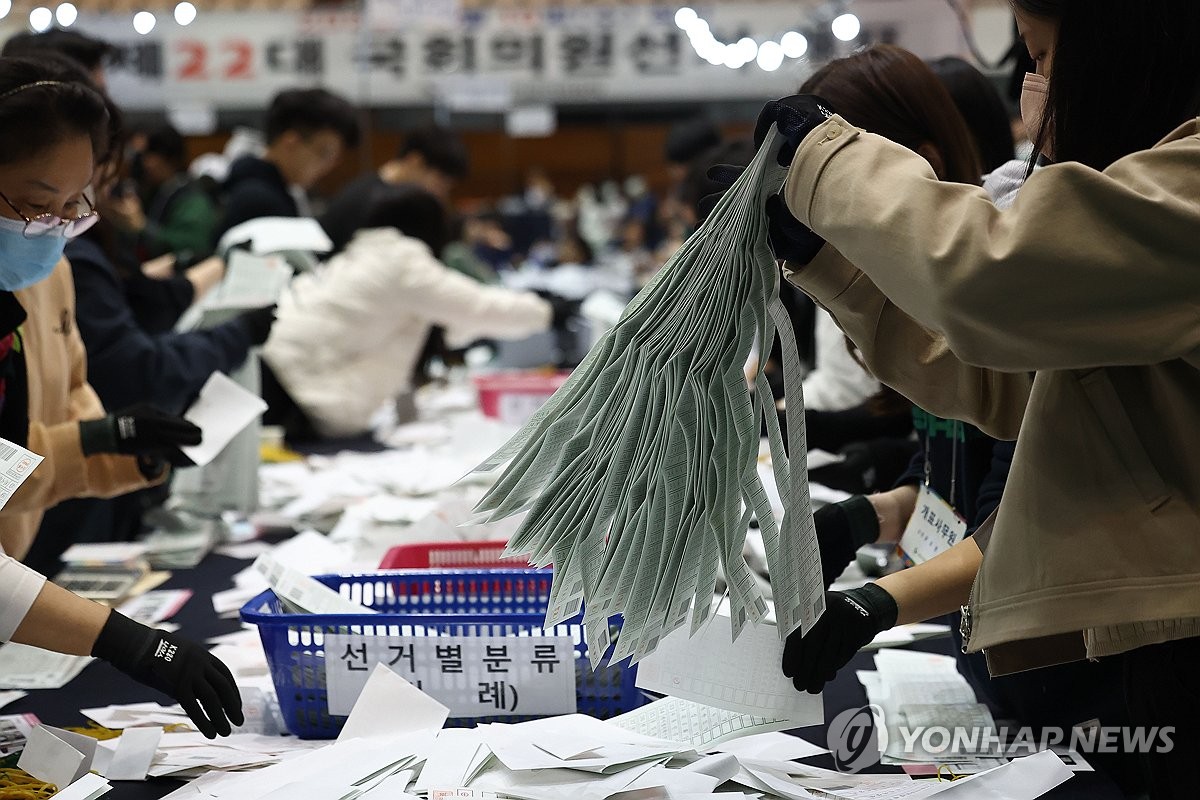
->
[0, 552, 46, 642]
[801, 309, 881, 411]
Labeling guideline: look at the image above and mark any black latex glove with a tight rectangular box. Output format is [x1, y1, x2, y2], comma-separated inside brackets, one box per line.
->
[79, 403, 201, 466]
[236, 305, 276, 346]
[701, 165, 826, 265]
[815, 495, 882, 589]
[92, 612, 244, 738]
[782, 583, 898, 694]
[535, 290, 581, 329]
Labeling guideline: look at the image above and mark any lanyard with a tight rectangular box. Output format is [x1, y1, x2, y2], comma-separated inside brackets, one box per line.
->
[922, 419, 960, 509]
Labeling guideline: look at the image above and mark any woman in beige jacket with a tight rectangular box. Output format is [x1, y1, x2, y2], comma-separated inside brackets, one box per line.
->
[759, 1, 1200, 793]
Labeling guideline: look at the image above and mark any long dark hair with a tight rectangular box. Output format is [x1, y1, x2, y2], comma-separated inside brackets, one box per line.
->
[927, 56, 1015, 174]
[0, 56, 110, 167]
[1013, 0, 1200, 170]
[800, 44, 982, 184]
[362, 186, 450, 255]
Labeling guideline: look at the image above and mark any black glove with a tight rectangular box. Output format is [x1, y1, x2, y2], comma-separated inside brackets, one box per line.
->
[782, 583, 898, 694]
[535, 291, 581, 329]
[753, 94, 837, 166]
[79, 404, 201, 466]
[235, 305, 276, 346]
[92, 612, 243, 738]
[815, 495, 881, 589]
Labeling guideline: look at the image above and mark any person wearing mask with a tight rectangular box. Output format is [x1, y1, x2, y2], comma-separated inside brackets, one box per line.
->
[214, 87, 360, 242]
[756, 2, 1200, 793]
[262, 186, 557, 441]
[0, 58, 240, 738]
[0, 58, 201, 563]
[319, 126, 469, 252]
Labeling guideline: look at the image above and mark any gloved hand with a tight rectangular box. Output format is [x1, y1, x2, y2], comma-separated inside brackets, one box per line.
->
[814, 495, 882, 589]
[782, 583, 898, 694]
[236, 305, 276, 346]
[79, 404, 201, 466]
[92, 611, 243, 738]
[535, 291, 581, 329]
[753, 94, 837, 166]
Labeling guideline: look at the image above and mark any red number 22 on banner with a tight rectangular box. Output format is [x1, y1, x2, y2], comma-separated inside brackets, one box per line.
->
[177, 39, 255, 80]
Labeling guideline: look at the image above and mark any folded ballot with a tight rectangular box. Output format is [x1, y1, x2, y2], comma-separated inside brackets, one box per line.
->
[471, 130, 824, 663]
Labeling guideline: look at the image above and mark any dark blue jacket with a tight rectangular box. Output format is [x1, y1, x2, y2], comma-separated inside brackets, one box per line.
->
[64, 236, 254, 414]
[214, 156, 299, 244]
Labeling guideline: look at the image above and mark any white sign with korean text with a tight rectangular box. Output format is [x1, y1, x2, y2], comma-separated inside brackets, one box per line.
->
[324, 634, 577, 718]
[899, 484, 968, 565]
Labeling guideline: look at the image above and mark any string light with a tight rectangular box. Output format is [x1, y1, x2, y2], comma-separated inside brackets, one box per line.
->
[29, 6, 52, 31]
[174, 1, 196, 26]
[55, 2, 77, 27]
[0, 0, 13, 21]
[133, 9, 156, 34]
[832, 12, 862, 42]
[672, 7, 811, 72]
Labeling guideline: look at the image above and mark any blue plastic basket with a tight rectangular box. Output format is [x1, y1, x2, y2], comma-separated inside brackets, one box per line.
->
[240, 569, 644, 739]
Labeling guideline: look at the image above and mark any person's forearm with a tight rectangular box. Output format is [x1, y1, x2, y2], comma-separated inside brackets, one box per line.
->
[11, 581, 111, 656]
[876, 536, 982, 625]
[185, 256, 226, 300]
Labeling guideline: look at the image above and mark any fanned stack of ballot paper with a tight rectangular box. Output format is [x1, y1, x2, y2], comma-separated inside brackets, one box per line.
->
[470, 130, 824, 661]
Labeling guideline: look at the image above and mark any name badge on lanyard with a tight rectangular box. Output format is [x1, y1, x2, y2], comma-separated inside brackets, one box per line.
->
[898, 418, 968, 565]
[899, 483, 968, 565]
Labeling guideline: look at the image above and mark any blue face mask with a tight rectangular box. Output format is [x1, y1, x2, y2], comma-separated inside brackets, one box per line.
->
[0, 214, 67, 291]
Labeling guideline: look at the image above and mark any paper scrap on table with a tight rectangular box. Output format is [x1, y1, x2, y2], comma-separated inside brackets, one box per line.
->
[609, 695, 799, 749]
[82, 703, 186, 730]
[18, 725, 98, 789]
[0, 643, 92, 690]
[337, 664, 449, 742]
[713, 731, 828, 762]
[636, 614, 823, 725]
[414, 730, 487, 792]
[0, 437, 43, 511]
[251, 552, 374, 615]
[181, 372, 268, 467]
[931, 750, 1074, 798]
[118, 590, 193, 627]
[46, 772, 112, 800]
[103, 726, 163, 781]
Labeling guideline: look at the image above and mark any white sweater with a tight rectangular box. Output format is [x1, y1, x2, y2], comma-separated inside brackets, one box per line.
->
[0, 552, 45, 642]
[800, 309, 881, 411]
[264, 228, 552, 437]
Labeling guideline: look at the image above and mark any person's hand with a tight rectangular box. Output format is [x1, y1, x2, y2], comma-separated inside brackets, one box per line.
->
[782, 584, 898, 694]
[753, 94, 837, 166]
[814, 495, 882, 588]
[79, 404, 201, 466]
[92, 612, 243, 738]
[104, 193, 147, 234]
[141, 254, 177, 281]
[235, 305, 276, 346]
[868, 485, 920, 545]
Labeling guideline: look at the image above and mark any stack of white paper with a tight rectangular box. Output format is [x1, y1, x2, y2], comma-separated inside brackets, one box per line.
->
[469, 130, 824, 662]
[0, 642, 91, 690]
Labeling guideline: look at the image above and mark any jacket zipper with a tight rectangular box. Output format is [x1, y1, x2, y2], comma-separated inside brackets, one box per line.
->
[959, 578, 978, 654]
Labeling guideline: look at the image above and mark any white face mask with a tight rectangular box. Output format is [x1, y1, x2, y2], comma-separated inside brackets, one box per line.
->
[1020, 72, 1051, 157]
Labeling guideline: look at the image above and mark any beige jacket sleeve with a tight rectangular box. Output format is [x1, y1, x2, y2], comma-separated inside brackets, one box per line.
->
[785, 248, 1032, 440]
[782, 116, 1200, 371]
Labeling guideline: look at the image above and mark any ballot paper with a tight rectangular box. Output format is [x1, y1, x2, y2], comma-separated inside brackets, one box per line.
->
[59, 542, 149, 564]
[0, 690, 26, 710]
[713, 731, 828, 762]
[209, 251, 293, 311]
[337, 664, 449, 742]
[609, 695, 800, 748]
[470, 129, 824, 660]
[217, 216, 333, 256]
[250, 552, 374, 615]
[929, 750, 1073, 798]
[102, 726, 163, 781]
[117, 589, 193, 627]
[0, 437, 43, 510]
[18, 724, 98, 789]
[0, 642, 91, 689]
[635, 615, 822, 724]
[181, 372, 269, 467]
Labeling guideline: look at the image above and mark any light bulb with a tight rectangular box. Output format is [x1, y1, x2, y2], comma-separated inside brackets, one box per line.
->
[736, 37, 758, 61]
[757, 41, 784, 72]
[29, 6, 52, 31]
[674, 7, 697, 30]
[174, 1, 196, 25]
[54, 2, 76, 26]
[832, 13, 861, 42]
[133, 10, 156, 34]
[0, 0, 11, 21]
[780, 31, 808, 58]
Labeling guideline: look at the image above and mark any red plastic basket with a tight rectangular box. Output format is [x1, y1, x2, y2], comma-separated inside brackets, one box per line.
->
[379, 541, 532, 570]
[473, 371, 569, 424]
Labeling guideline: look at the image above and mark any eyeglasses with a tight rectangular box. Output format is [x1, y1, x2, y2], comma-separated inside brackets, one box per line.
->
[0, 189, 99, 239]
